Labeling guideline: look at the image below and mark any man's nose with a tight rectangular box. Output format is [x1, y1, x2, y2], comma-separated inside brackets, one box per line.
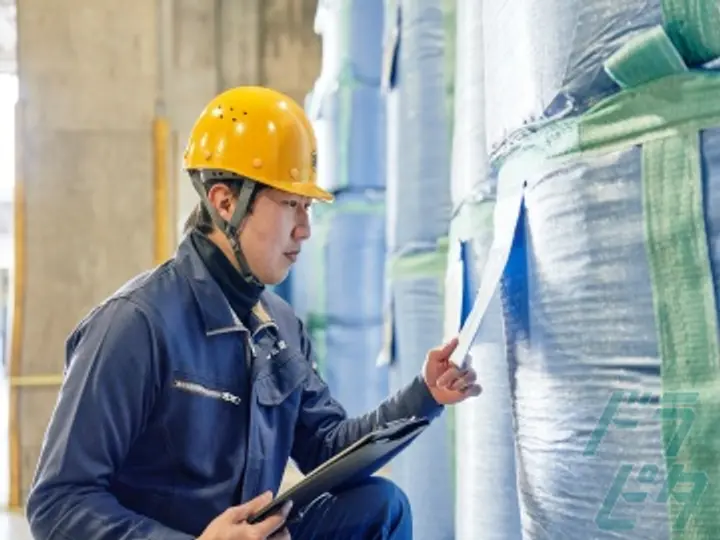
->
[293, 210, 311, 241]
[293, 222, 311, 242]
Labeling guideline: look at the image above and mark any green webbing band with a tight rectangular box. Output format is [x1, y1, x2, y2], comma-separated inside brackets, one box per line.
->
[600, 8, 720, 536]
[387, 239, 449, 281]
[642, 134, 720, 537]
[604, 26, 688, 89]
[450, 199, 494, 244]
[661, 0, 720, 66]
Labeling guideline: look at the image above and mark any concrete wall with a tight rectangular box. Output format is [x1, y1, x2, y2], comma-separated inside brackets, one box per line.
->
[9, 0, 320, 505]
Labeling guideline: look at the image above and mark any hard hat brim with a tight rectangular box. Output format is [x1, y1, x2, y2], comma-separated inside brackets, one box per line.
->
[267, 180, 335, 202]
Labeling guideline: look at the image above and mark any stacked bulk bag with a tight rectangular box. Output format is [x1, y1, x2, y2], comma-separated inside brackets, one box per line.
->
[309, 0, 386, 192]
[455, 0, 720, 538]
[444, 0, 524, 538]
[382, 0, 455, 538]
[482, 0, 663, 153]
[293, 0, 389, 416]
[292, 192, 388, 417]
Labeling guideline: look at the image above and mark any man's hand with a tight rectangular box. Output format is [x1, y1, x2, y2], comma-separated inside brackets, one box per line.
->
[422, 336, 481, 405]
[198, 491, 292, 540]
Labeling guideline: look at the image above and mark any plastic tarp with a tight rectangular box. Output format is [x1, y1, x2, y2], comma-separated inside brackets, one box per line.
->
[387, 269, 455, 540]
[309, 0, 386, 192]
[455, 10, 720, 536]
[291, 191, 388, 417]
[445, 1, 525, 535]
[311, 87, 386, 193]
[381, 0, 455, 538]
[384, 0, 453, 256]
[483, 0, 662, 153]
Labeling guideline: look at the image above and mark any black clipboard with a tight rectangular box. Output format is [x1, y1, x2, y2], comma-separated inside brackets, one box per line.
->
[247, 416, 430, 524]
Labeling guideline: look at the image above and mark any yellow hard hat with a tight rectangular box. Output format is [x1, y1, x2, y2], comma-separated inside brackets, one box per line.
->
[183, 86, 333, 202]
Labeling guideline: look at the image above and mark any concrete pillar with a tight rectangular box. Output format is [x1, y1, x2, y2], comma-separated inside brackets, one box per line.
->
[8, 0, 320, 507]
[10, 0, 159, 506]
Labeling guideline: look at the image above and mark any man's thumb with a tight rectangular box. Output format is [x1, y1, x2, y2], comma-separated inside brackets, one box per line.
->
[433, 337, 458, 359]
[228, 491, 273, 522]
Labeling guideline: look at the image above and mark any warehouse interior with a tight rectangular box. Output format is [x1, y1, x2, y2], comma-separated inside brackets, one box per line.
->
[3, 0, 720, 538]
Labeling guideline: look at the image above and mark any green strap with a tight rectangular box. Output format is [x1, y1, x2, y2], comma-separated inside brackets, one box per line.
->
[604, 26, 688, 89]
[661, 0, 720, 66]
[600, 10, 720, 537]
[642, 134, 719, 538]
[450, 199, 494, 244]
[387, 239, 449, 281]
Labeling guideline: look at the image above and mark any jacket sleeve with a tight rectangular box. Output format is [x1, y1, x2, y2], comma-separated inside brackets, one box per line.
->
[290, 318, 444, 474]
[26, 298, 193, 540]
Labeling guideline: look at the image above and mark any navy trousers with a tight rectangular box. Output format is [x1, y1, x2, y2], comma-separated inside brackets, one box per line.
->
[287, 477, 413, 539]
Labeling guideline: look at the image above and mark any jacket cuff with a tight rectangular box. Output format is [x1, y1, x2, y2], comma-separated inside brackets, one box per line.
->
[403, 375, 444, 421]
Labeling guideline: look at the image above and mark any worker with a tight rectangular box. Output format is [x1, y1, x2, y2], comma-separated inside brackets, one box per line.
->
[25, 86, 481, 540]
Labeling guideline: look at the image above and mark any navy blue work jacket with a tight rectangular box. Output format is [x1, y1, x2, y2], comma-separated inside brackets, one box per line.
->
[26, 235, 444, 539]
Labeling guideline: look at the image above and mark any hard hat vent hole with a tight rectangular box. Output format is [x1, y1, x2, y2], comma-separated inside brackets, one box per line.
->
[243, 111, 248, 115]
[232, 118, 237, 122]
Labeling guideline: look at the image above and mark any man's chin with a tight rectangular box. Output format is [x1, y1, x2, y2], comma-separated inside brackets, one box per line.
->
[261, 267, 291, 287]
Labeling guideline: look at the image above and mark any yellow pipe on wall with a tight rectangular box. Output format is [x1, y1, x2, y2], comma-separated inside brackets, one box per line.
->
[8, 175, 26, 510]
[153, 117, 171, 265]
[9, 374, 64, 388]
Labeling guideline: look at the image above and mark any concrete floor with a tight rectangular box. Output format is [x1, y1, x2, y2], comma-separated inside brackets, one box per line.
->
[0, 511, 30, 540]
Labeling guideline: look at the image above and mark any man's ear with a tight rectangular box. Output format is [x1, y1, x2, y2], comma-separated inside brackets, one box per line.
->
[206, 183, 235, 221]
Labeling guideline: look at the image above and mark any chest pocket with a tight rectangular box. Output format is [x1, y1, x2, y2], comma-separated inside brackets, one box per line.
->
[161, 369, 248, 480]
[253, 339, 309, 406]
[249, 344, 309, 465]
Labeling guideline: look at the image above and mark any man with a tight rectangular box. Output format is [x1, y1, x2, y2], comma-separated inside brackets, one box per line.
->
[26, 86, 481, 539]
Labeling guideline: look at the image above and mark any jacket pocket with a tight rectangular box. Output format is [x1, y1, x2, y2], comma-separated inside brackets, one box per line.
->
[254, 352, 308, 406]
[161, 371, 248, 480]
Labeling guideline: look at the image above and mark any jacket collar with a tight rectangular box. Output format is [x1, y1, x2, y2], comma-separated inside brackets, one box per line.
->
[174, 235, 276, 336]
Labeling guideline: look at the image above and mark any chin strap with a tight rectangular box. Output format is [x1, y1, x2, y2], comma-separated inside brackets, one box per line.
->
[189, 169, 263, 286]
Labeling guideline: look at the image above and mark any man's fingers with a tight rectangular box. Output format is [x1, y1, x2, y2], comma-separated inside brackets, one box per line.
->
[463, 383, 482, 397]
[438, 364, 474, 388]
[227, 491, 273, 522]
[449, 369, 477, 391]
[436, 367, 461, 388]
[251, 501, 293, 538]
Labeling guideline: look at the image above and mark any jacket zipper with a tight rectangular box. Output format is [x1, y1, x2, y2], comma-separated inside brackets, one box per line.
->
[173, 379, 242, 405]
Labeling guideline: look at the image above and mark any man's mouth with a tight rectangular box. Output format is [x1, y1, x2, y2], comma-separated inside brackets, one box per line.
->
[284, 251, 299, 263]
